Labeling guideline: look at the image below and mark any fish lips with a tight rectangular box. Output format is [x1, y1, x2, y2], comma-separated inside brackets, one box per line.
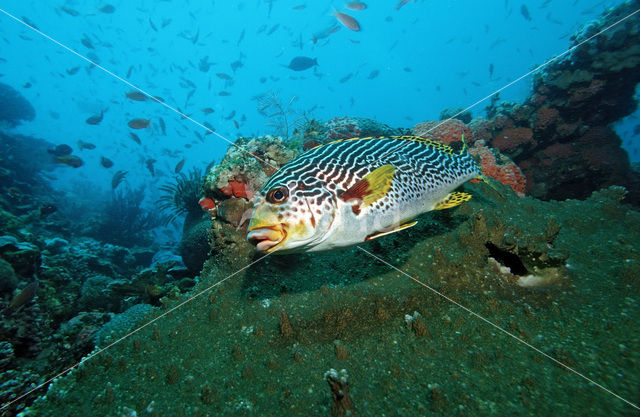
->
[247, 224, 286, 253]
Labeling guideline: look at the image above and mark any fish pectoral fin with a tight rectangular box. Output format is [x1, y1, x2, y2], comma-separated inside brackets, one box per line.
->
[365, 220, 418, 241]
[434, 191, 472, 210]
[340, 164, 395, 207]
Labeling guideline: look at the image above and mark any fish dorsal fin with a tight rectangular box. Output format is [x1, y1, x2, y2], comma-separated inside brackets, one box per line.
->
[324, 135, 457, 156]
[340, 164, 395, 209]
[365, 220, 418, 241]
[434, 191, 472, 210]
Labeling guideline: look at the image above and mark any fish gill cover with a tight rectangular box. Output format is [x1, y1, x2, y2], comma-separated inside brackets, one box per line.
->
[0, 1, 639, 416]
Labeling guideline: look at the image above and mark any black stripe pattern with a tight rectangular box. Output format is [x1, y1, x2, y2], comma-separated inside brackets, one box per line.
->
[251, 135, 481, 252]
[262, 136, 479, 213]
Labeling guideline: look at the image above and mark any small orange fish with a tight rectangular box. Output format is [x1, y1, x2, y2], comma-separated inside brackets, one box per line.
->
[333, 10, 360, 31]
[128, 118, 150, 129]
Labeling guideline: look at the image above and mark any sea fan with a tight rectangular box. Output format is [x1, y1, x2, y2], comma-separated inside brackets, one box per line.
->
[253, 90, 304, 139]
[158, 168, 203, 225]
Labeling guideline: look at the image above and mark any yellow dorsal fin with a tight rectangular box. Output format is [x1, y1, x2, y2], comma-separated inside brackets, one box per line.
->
[365, 220, 418, 241]
[340, 164, 395, 207]
[434, 191, 472, 210]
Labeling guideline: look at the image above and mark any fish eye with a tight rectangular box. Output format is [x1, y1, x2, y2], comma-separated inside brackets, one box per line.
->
[266, 186, 289, 204]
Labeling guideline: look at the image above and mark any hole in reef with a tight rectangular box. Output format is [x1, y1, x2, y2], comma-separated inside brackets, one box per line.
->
[485, 242, 529, 276]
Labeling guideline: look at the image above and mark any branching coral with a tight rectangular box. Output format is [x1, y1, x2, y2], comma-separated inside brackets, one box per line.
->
[254, 90, 304, 139]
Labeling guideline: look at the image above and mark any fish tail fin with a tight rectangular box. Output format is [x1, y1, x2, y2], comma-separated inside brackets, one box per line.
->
[460, 132, 469, 155]
[477, 174, 505, 200]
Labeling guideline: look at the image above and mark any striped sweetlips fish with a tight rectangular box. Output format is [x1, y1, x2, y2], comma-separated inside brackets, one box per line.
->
[247, 135, 485, 254]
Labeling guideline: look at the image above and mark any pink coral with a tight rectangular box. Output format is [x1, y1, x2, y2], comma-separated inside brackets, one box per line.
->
[469, 118, 493, 142]
[469, 141, 526, 197]
[492, 127, 535, 151]
[413, 119, 472, 146]
[220, 179, 253, 199]
[569, 79, 605, 104]
[535, 107, 560, 131]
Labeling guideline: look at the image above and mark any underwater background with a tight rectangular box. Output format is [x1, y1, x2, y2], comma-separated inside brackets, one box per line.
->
[0, 0, 639, 416]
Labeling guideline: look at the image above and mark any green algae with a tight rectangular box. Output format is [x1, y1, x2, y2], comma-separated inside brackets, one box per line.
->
[23, 184, 639, 416]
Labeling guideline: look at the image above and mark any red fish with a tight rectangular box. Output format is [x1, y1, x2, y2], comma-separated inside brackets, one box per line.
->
[333, 10, 360, 31]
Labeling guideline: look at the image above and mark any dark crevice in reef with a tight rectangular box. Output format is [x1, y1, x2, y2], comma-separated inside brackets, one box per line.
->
[485, 242, 529, 276]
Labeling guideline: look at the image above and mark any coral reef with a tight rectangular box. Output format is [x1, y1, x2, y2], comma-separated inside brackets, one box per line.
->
[469, 140, 527, 197]
[86, 186, 161, 248]
[473, 1, 640, 203]
[324, 368, 354, 417]
[20, 181, 640, 417]
[204, 135, 297, 200]
[0, 83, 35, 128]
[324, 116, 401, 141]
[413, 119, 473, 146]
[179, 216, 211, 274]
[439, 106, 473, 124]
[0, 132, 57, 209]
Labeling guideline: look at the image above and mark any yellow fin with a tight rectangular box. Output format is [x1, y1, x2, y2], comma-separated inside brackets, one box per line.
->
[341, 164, 395, 208]
[434, 192, 472, 210]
[365, 220, 418, 241]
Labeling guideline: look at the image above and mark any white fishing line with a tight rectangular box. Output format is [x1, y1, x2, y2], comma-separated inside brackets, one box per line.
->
[0, 7, 278, 170]
[357, 246, 639, 410]
[0, 252, 271, 411]
[381, 6, 640, 157]
[427, 6, 640, 135]
[0, 3, 638, 414]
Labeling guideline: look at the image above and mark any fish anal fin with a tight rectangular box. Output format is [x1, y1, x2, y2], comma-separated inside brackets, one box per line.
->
[434, 192, 472, 210]
[340, 164, 395, 208]
[365, 220, 418, 241]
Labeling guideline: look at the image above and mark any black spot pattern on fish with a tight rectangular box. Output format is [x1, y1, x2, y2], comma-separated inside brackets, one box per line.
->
[261, 136, 480, 216]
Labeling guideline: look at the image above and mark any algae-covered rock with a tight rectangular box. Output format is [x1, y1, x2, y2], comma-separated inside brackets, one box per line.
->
[204, 136, 297, 199]
[217, 197, 252, 228]
[179, 217, 211, 274]
[0, 257, 19, 293]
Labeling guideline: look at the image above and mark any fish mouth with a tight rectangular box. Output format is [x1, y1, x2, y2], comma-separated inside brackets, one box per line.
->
[247, 224, 286, 253]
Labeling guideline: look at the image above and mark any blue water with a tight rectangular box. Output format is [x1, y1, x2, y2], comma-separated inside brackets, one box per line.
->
[1, 0, 635, 207]
[1, 0, 639, 415]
